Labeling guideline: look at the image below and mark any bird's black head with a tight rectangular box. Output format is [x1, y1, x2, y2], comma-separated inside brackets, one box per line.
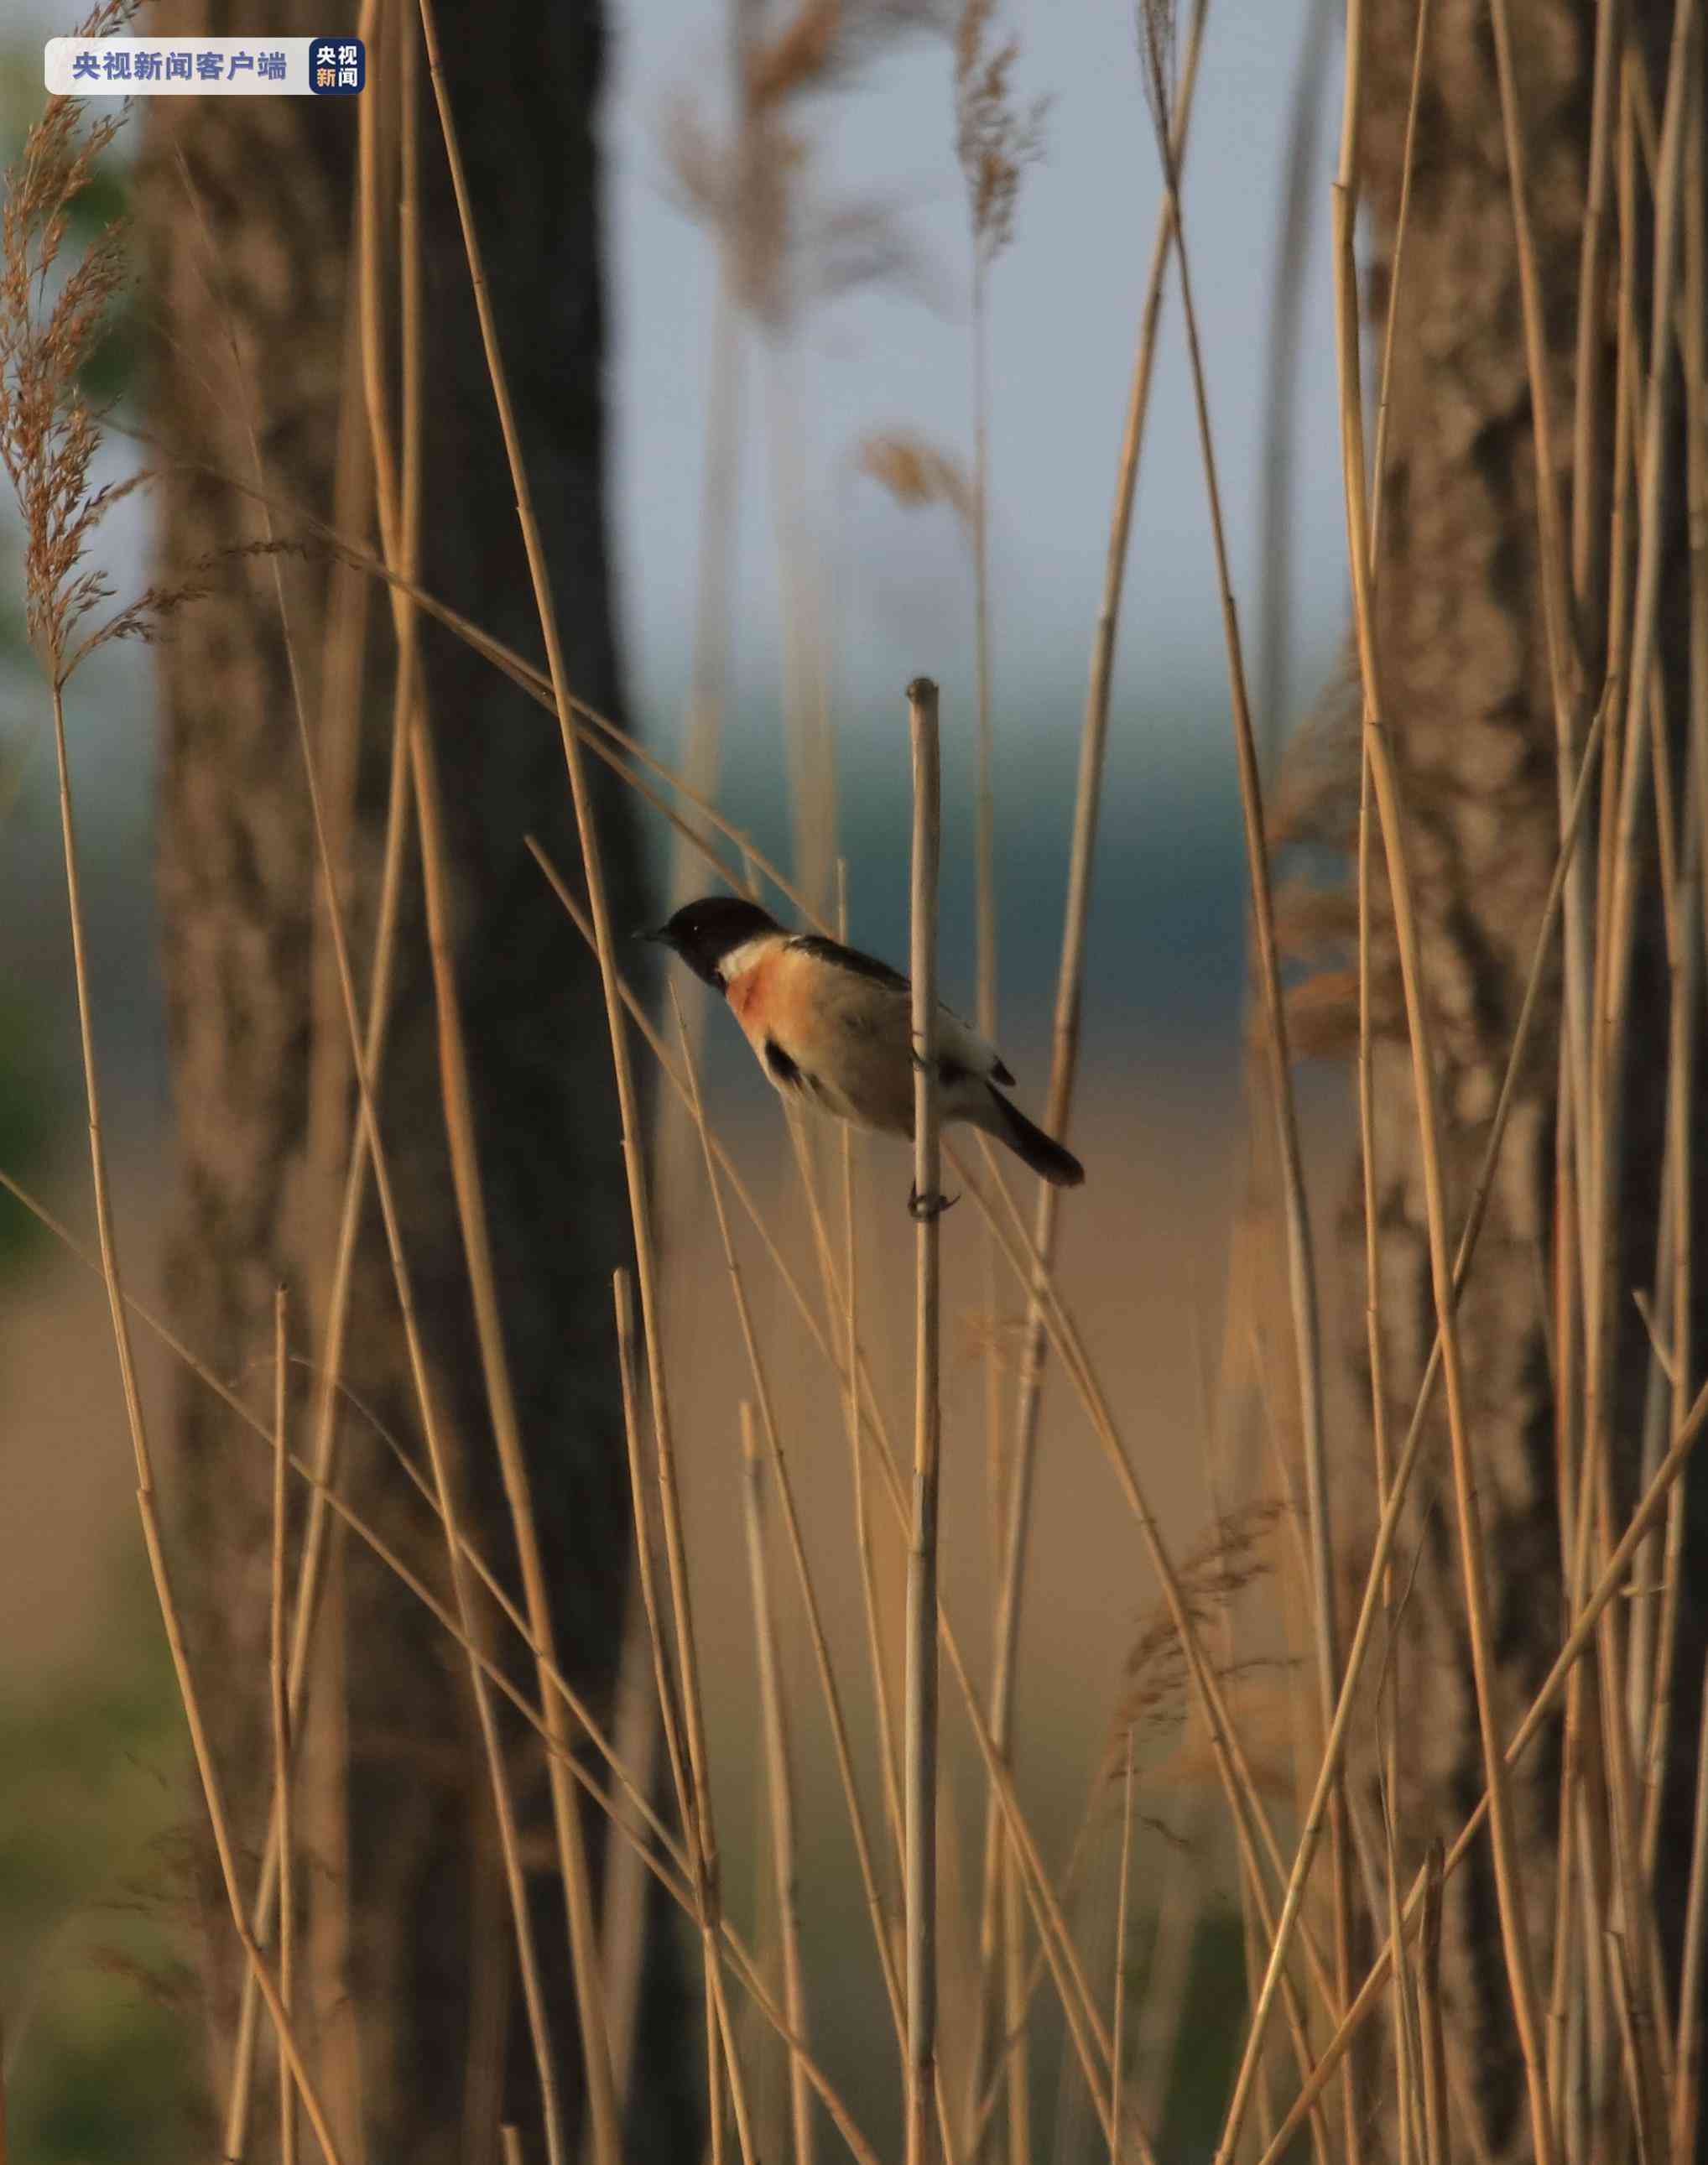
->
[642, 895, 781, 989]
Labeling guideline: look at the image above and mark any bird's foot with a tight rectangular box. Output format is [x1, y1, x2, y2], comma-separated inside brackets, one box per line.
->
[908, 1183, 959, 1221]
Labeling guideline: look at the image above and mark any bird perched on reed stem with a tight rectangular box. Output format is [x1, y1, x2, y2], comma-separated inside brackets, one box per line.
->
[643, 895, 1084, 1208]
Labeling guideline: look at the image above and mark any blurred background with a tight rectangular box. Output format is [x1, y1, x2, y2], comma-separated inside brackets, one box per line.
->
[0, 1, 1356, 2157]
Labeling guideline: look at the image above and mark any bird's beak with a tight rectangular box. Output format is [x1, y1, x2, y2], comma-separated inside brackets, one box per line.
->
[633, 924, 668, 945]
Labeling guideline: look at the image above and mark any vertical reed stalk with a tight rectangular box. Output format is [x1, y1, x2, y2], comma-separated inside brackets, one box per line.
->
[836, 861, 906, 1882]
[1417, 1845, 1449, 2165]
[1108, 1731, 1135, 2165]
[905, 675, 945, 2165]
[270, 1288, 298, 2165]
[741, 1404, 815, 2165]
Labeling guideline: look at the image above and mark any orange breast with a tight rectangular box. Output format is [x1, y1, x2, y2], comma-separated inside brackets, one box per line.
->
[726, 945, 829, 1064]
[725, 948, 778, 1041]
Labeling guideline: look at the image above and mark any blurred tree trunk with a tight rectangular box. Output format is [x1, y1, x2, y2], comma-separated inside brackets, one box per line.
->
[1336, 0, 1705, 2157]
[141, 5, 695, 2160]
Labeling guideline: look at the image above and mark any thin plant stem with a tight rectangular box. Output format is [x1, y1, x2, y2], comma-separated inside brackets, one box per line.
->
[1256, 0, 1334, 760]
[612, 1272, 694, 1855]
[836, 863, 905, 1886]
[596, 1579, 661, 2118]
[1648, 68, 1708, 1881]
[1108, 1731, 1135, 2165]
[905, 675, 945, 2165]
[270, 1287, 298, 2165]
[1417, 1845, 1449, 2165]
[741, 1404, 815, 2165]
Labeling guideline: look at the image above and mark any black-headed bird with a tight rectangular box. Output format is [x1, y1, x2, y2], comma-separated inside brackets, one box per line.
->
[644, 895, 1084, 1205]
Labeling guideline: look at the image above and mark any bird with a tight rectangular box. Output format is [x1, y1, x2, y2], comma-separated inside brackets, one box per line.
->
[643, 894, 1084, 1211]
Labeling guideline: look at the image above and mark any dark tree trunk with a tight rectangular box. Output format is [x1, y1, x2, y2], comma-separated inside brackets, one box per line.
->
[1335, 0, 1707, 2157]
[142, 6, 695, 2159]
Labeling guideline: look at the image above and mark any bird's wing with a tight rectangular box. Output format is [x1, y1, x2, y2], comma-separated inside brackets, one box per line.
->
[786, 933, 1015, 1084]
[787, 934, 911, 993]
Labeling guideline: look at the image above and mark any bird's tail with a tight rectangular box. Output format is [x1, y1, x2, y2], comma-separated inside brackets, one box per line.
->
[977, 1085, 1085, 1188]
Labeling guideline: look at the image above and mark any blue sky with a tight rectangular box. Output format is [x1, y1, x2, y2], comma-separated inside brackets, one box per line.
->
[606, 0, 1350, 762]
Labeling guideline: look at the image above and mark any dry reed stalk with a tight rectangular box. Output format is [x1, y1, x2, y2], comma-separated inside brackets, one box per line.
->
[1134, 13, 1355, 2126]
[351, 36, 622, 2142]
[1358, 710, 1414, 2152]
[1578, 4, 1701, 2116]
[1568, 0, 1624, 622]
[741, 1403, 815, 2165]
[1417, 1844, 1448, 2165]
[1252, 1389, 1708, 2165]
[1380, 1755, 1418, 2165]
[1648, 67, 1708, 1882]
[1365, 0, 1431, 566]
[905, 675, 945, 2165]
[1107, 1732, 1135, 2165]
[836, 863, 906, 1886]
[669, 991, 907, 2052]
[270, 1288, 298, 2165]
[1256, 0, 1333, 757]
[612, 1272, 694, 1852]
[598, 1575, 664, 2115]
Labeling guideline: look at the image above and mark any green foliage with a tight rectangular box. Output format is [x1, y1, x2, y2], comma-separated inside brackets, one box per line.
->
[0, 1569, 200, 2165]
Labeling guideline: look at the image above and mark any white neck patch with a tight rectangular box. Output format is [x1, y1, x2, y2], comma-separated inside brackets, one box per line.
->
[718, 932, 783, 985]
